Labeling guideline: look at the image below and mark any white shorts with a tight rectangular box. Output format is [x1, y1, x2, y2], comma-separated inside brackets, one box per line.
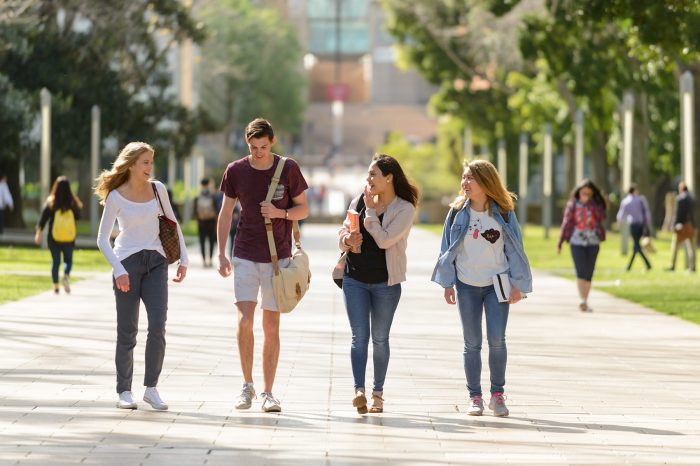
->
[232, 256, 290, 312]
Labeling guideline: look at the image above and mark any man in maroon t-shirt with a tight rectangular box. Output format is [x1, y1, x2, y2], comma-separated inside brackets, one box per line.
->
[216, 118, 308, 413]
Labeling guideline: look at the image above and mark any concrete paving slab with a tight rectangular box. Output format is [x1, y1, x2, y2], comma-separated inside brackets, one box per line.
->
[1, 224, 700, 465]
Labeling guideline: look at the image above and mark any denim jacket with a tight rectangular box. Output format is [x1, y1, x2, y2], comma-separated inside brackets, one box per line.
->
[431, 200, 533, 293]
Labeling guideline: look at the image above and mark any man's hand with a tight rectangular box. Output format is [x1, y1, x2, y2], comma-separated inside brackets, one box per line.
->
[218, 254, 232, 277]
[260, 201, 283, 219]
[115, 274, 130, 293]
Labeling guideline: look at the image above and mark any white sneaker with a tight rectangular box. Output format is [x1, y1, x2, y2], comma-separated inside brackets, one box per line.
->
[62, 275, 71, 294]
[117, 391, 137, 409]
[143, 387, 168, 411]
[467, 395, 484, 416]
[260, 392, 281, 413]
[235, 383, 256, 410]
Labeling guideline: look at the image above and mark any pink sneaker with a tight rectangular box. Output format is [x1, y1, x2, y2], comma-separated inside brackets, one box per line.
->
[489, 392, 509, 417]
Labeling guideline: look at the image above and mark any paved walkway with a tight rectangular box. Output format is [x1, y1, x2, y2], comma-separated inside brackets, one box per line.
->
[1, 225, 699, 465]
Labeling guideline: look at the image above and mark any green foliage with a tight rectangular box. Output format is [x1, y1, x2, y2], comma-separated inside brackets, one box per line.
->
[198, 0, 307, 146]
[378, 124, 461, 201]
[0, 0, 210, 218]
[381, 0, 693, 198]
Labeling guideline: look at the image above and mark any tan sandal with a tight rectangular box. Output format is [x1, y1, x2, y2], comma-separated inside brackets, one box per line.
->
[369, 393, 383, 413]
[352, 390, 367, 414]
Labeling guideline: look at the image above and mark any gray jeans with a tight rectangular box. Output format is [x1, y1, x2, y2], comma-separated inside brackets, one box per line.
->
[114, 250, 168, 393]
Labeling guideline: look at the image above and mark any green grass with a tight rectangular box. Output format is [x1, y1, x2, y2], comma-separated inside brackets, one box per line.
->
[0, 246, 111, 272]
[0, 246, 111, 303]
[0, 275, 57, 304]
[419, 224, 700, 325]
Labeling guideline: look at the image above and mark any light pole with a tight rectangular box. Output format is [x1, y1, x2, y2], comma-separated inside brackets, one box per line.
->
[90, 105, 100, 236]
[40, 88, 51, 204]
[621, 92, 635, 255]
[575, 109, 584, 183]
[681, 71, 695, 192]
[518, 133, 528, 227]
[543, 124, 552, 239]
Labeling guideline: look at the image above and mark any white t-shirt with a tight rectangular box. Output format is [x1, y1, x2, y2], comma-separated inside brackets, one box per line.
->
[97, 181, 188, 278]
[456, 208, 509, 287]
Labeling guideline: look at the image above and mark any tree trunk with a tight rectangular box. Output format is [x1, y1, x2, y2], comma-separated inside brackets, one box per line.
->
[688, 64, 700, 245]
[590, 131, 609, 193]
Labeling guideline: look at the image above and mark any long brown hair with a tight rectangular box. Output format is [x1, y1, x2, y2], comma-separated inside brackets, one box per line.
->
[94, 142, 154, 205]
[373, 154, 419, 207]
[450, 159, 516, 214]
[48, 176, 83, 211]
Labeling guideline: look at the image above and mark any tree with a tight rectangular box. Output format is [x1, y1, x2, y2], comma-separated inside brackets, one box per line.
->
[0, 0, 209, 225]
[197, 0, 306, 154]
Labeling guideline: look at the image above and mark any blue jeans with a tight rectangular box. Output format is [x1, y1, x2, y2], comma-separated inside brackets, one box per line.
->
[456, 280, 509, 397]
[342, 275, 401, 392]
[49, 242, 74, 284]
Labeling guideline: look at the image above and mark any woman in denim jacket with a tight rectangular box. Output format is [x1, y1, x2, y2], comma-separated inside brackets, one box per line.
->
[432, 160, 532, 417]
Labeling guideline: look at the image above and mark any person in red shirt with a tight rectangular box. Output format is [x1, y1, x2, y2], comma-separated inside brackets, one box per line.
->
[216, 118, 309, 413]
[557, 180, 608, 312]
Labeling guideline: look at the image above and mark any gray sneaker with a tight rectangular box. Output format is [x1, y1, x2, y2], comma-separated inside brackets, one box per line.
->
[235, 383, 256, 410]
[489, 392, 509, 417]
[260, 392, 281, 413]
[467, 395, 484, 416]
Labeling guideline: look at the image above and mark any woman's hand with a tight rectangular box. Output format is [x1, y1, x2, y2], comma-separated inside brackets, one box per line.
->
[115, 274, 130, 293]
[508, 287, 523, 304]
[363, 185, 377, 209]
[173, 265, 187, 283]
[444, 287, 456, 305]
[34, 230, 42, 246]
[345, 231, 363, 249]
[556, 244, 562, 255]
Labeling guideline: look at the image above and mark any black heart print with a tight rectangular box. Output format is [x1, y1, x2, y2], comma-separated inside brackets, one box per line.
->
[481, 229, 500, 244]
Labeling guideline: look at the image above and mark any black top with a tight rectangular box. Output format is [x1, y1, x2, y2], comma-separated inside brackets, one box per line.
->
[38, 203, 81, 245]
[674, 192, 696, 226]
[345, 196, 388, 284]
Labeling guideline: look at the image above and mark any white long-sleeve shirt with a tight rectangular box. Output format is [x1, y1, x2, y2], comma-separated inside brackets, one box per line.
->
[97, 180, 188, 278]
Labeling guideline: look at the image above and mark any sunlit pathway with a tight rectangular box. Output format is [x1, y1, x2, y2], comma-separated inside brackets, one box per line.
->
[1, 224, 699, 465]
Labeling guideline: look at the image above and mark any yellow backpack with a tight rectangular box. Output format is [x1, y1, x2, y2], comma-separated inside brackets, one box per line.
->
[52, 209, 76, 242]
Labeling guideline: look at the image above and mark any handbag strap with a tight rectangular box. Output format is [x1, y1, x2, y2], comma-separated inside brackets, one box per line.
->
[151, 182, 166, 216]
[264, 157, 301, 274]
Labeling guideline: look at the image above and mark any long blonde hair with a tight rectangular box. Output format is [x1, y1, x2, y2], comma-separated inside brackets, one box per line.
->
[450, 159, 517, 214]
[94, 142, 154, 205]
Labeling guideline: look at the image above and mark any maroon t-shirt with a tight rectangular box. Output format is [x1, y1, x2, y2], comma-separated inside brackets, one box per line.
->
[220, 154, 308, 263]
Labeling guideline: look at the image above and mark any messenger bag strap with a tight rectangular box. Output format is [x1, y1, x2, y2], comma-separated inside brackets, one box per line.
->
[264, 157, 287, 274]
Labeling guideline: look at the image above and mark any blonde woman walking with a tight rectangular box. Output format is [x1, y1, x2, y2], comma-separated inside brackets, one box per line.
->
[95, 142, 188, 411]
[432, 160, 532, 417]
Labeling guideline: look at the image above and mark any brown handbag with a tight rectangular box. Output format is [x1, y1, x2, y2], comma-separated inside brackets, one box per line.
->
[152, 183, 181, 264]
